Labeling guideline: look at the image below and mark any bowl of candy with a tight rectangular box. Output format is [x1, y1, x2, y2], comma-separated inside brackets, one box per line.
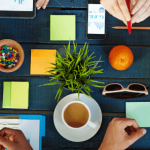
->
[0, 39, 24, 73]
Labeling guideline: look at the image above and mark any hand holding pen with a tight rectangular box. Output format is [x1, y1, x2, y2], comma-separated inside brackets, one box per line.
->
[100, 0, 132, 25]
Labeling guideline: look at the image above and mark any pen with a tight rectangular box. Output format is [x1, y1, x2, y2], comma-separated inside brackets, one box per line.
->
[126, 0, 131, 34]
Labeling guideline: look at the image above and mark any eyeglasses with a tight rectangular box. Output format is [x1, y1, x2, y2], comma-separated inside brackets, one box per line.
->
[102, 83, 148, 99]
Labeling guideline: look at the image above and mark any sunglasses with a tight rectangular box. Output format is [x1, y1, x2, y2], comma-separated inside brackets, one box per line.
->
[102, 83, 148, 99]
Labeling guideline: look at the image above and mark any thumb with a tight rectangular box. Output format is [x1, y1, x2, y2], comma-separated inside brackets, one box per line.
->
[0, 136, 16, 150]
[127, 128, 146, 145]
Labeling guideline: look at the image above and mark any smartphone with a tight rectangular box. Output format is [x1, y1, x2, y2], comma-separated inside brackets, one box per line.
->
[87, 0, 106, 39]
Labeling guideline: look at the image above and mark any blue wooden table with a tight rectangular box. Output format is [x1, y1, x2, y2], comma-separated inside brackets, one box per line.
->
[0, 0, 150, 149]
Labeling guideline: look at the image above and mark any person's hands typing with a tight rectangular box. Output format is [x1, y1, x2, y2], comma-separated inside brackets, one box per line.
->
[98, 118, 146, 150]
[0, 128, 33, 150]
[100, 0, 132, 25]
[36, 0, 50, 10]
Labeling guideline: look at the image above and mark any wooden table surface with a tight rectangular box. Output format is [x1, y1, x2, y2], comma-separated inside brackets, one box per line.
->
[0, 0, 150, 149]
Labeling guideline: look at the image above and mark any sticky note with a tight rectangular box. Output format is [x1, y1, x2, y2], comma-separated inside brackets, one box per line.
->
[126, 102, 150, 127]
[50, 15, 76, 41]
[11, 82, 29, 109]
[3, 82, 11, 108]
[3, 81, 29, 109]
[30, 49, 56, 75]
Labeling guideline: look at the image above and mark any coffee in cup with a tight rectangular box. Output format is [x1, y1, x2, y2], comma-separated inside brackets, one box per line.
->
[62, 101, 96, 129]
[64, 102, 89, 128]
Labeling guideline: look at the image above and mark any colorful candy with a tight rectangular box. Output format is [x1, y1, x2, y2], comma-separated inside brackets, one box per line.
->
[0, 45, 20, 69]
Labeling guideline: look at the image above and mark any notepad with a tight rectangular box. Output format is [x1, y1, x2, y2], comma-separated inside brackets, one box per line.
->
[30, 49, 56, 75]
[3, 82, 29, 109]
[50, 15, 76, 41]
[126, 102, 150, 127]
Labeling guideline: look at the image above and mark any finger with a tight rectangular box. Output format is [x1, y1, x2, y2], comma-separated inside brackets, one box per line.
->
[136, 8, 150, 23]
[36, 0, 45, 10]
[42, 0, 49, 9]
[131, 2, 150, 24]
[131, 0, 136, 5]
[0, 136, 16, 150]
[40, 0, 45, 9]
[118, 0, 131, 21]
[129, 126, 136, 135]
[9, 135, 14, 142]
[112, 0, 127, 24]
[127, 128, 146, 146]
[36, 0, 43, 7]
[131, 0, 147, 15]
[121, 118, 139, 130]
[104, 4, 127, 25]
[0, 128, 17, 137]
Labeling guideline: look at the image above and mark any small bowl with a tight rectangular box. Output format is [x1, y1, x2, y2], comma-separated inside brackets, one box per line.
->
[0, 39, 24, 73]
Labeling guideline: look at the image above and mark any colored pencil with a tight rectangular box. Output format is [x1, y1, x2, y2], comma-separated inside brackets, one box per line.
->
[112, 26, 150, 30]
[126, 0, 131, 34]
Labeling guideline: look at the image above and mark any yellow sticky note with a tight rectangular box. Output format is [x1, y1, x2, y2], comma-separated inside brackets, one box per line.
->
[30, 49, 56, 75]
[11, 82, 29, 109]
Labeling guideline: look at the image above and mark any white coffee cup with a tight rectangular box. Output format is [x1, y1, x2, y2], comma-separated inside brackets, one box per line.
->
[62, 101, 96, 129]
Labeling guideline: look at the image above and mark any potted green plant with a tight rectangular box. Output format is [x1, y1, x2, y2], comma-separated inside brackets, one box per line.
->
[41, 42, 104, 101]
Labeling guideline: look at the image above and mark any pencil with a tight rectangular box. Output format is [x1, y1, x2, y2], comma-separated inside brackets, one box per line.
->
[112, 26, 150, 30]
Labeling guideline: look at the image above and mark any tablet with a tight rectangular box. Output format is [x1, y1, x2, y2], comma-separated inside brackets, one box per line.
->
[0, 0, 36, 19]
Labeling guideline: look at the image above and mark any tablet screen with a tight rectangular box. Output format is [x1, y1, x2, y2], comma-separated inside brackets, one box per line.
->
[0, 0, 33, 11]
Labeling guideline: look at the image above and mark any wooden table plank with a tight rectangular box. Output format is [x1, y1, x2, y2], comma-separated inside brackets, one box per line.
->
[0, 44, 150, 79]
[0, 10, 150, 45]
[0, 78, 149, 113]
[47, 0, 86, 8]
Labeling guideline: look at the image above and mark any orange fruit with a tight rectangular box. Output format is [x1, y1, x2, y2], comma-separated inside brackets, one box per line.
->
[109, 45, 134, 71]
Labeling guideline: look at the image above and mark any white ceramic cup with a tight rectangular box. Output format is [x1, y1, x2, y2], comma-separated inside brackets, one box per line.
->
[62, 101, 96, 129]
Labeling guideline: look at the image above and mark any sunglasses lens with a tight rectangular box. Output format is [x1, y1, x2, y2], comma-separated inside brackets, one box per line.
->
[105, 93, 146, 99]
[129, 84, 145, 91]
[106, 84, 122, 91]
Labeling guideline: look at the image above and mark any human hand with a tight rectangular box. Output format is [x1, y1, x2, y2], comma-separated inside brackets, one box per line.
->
[0, 128, 33, 150]
[98, 118, 146, 150]
[131, 0, 150, 24]
[36, 0, 50, 10]
[100, 0, 133, 25]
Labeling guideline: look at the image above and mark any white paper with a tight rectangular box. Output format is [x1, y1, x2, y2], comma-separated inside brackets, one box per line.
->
[0, 0, 33, 11]
[19, 120, 40, 150]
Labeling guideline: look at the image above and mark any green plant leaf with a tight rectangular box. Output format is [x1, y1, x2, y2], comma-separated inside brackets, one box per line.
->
[39, 41, 104, 101]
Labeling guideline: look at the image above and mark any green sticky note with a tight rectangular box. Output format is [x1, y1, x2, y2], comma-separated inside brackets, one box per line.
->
[11, 82, 29, 109]
[126, 102, 150, 127]
[3, 82, 11, 108]
[50, 15, 76, 41]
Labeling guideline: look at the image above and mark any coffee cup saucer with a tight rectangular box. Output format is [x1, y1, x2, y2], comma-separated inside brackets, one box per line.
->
[53, 93, 102, 142]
